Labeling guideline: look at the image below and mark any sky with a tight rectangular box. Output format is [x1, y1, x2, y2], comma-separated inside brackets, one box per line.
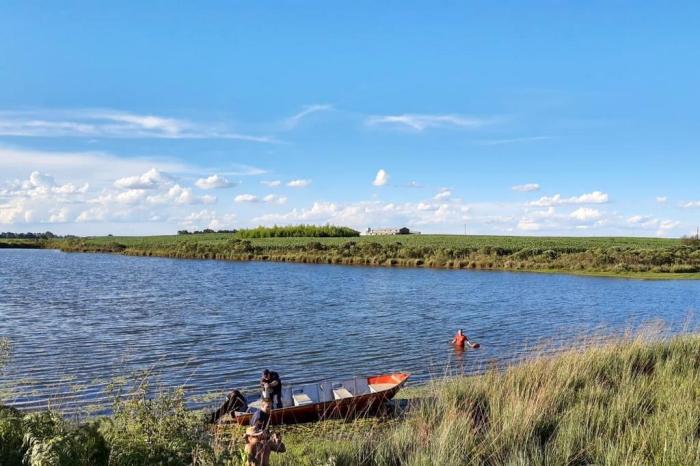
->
[0, 1, 699, 236]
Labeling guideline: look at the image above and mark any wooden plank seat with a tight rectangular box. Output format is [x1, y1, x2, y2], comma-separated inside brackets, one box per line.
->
[292, 392, 313, 406]
[332, 387, 353, 400]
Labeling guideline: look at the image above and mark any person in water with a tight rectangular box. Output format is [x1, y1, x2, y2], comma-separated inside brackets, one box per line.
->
[261, 369, 283, 409]
[452, 329, 480, 349]
[451, 329, 469, 349]
[210, 389, 248, 423]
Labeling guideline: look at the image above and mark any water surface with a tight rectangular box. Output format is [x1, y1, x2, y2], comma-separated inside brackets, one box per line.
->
[1, 249, 698, 413]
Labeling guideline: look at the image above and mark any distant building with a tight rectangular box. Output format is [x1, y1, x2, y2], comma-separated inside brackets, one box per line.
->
[360, 227, 412, 236]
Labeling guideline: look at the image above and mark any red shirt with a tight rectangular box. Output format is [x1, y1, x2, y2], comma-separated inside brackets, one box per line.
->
[453, 333, 467, 348]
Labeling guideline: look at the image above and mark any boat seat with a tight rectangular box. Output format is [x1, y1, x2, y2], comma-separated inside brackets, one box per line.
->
[333, 387, 353, 400]
[369, 383, 395, 393]
[292, 392, 313, 406]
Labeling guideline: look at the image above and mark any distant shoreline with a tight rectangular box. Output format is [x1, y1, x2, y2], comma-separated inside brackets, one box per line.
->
[3, 233, 700, 280]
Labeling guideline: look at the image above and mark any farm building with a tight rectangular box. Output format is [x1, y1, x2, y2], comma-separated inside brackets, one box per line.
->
[361, 227, 412, 236]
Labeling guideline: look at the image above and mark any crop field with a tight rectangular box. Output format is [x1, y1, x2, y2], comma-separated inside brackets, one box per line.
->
[74, 233, 682, 251]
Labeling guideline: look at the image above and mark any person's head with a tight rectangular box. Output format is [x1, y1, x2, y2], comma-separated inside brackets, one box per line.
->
[458, 329, 463, 335]
[262, 369, 270, 379]
[261, 399, 272, 413]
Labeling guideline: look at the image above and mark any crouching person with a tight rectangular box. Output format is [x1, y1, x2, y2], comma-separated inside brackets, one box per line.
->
[210, 389, 248, 424]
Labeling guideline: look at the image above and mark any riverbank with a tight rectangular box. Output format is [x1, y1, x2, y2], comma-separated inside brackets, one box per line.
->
[2, 334, 699, 465]
[7, 233, 700, 279]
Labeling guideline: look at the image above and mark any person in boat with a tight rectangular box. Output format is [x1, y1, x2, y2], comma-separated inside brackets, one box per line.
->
[261, 369, 283, 409]
[210, 389, 248, 423]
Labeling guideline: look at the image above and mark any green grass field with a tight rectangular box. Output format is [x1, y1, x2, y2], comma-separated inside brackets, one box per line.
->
[73, 233, 685, 250]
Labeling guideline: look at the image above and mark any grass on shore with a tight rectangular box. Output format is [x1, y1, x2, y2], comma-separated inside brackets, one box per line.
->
[13, 233, 700, 278]
[2, 332, 700, 465]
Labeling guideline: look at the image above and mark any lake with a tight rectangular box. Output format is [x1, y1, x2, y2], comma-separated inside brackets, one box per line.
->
[1, 248, 699, 414]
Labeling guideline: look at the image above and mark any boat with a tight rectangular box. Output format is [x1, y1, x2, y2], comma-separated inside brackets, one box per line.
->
[231, 372, 410, 425]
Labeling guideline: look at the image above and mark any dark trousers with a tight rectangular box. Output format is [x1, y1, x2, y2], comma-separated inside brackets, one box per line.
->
[271, 386, 283, 409]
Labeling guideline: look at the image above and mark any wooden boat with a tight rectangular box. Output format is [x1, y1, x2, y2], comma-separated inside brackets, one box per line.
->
[232, 372, 409, 425]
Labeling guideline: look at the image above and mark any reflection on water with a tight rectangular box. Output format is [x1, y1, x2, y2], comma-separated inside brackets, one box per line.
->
[0, 249, 698, 414]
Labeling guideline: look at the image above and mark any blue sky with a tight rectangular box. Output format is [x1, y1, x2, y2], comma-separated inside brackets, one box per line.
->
[1, 1, 698, 236]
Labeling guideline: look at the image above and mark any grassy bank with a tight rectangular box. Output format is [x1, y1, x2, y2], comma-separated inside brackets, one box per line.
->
[26, 233, 700, 278]
[2, 334, 700, 465]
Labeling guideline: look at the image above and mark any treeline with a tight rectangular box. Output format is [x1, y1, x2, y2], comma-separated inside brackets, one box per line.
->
[0, 231, 64, 239]
[235, 224, 359, 238]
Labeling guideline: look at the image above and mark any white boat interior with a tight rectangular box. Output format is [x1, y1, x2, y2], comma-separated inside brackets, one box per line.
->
[245, 376, 398, 412]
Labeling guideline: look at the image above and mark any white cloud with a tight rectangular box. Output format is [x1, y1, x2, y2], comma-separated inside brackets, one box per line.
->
[530, 191, 609, 207]
[512, 183, 541, 192]
[287, 179, 311, 188]
[0, 109, 275, 142]
[517, 219, 541, 231]
[433, 189, 452, 200]
[283, 104, 333, 129]
[569, 207, 602, 221]
[235, 194, 259, 203]
[656, 196, 668, 204]
[114, 168, 171, 190]
[372, 169, 389, 187]
[261, 180, 282, 187]
[366, 114, 495, 131]
[681, 201, 700, 208]
[263, 194, 288, 205]
[195, 174, 235, 190]
[147, 185, 216, 205]
[48, 207, 70, 223]
[180, 209, 237, 231]
[234, 193, 286, 204]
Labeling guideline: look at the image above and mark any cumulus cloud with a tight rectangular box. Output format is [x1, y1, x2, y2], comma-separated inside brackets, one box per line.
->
[512, 183, 541, 192]
[261, 180, 282, 187]
[180, 209, 237, 231]
[372, 169, 389, 187]
[530, 191, 609, 207]
[114, 168, 171, 190]
[681, 201, 700, 208]
[287, 179, 311, 188]
[366, 114, 495, 131]
[263, 194, 288, 205]
[656, 196, 668, 204]
[569, 207, 602, 221]
[235, 194, 259, 203]
[195, 174, 235, 190]
[147, 185, 216, 205]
